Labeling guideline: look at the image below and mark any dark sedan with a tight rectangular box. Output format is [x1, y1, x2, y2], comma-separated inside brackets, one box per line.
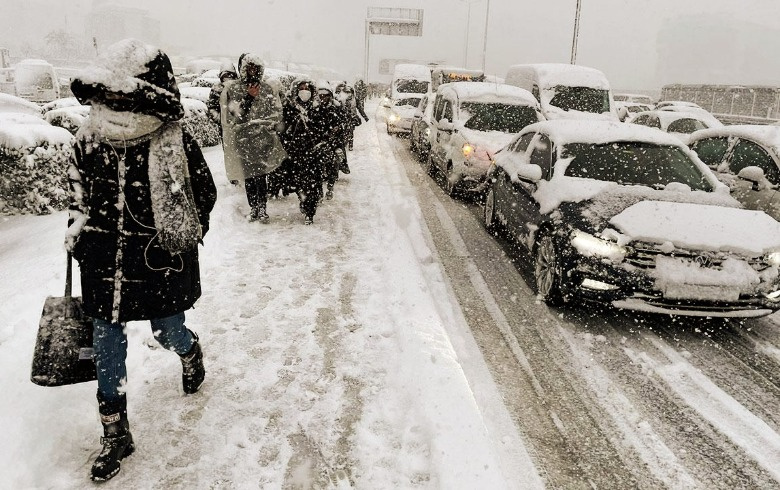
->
[483, 120, 780, 317]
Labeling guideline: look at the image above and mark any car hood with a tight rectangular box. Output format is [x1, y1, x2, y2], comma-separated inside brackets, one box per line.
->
[607, 200, 780, 255]
[459, 127, 515, 153]
[392, 106, 418, 118]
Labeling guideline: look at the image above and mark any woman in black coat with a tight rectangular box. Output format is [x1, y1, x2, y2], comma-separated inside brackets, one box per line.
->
[66, 39, 217, 482]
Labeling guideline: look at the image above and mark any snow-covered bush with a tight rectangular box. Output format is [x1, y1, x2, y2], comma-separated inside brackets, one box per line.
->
[45, 105, 91, 135]
[181, 98, 220, 147]
[0, 117, 74, 215]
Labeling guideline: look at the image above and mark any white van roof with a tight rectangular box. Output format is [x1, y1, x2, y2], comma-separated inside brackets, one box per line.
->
[393, 63, 431, 81]
[505, 63, 610, 90]
[439, 82, 538, 106]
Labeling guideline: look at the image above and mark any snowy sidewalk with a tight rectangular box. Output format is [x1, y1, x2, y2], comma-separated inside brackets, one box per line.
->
[0, 112, 540, 488]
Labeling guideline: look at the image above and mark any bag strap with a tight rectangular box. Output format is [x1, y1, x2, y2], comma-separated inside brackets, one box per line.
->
[65, 251, 73, 298]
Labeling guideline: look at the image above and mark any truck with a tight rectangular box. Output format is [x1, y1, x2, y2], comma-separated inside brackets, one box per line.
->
[430, 66, 485, 92]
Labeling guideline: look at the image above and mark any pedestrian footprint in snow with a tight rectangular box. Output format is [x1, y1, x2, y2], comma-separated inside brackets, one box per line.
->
[66, 38, 217, 482]
[220, 53, 287, 222]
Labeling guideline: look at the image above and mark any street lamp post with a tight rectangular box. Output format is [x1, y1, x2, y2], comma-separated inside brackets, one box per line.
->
[570, 0, 582, 64]
[461, 0, 479, 68]
[481, 0, 491, 72]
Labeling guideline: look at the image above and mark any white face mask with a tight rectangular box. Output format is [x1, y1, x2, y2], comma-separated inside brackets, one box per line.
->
[298, 90, 312, 102]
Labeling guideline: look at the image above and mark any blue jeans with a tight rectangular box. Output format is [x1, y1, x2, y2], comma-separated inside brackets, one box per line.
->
[93, 312, 194, 402]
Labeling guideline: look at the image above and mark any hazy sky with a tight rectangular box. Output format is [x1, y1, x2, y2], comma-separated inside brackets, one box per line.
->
[2, 0, 779, 90]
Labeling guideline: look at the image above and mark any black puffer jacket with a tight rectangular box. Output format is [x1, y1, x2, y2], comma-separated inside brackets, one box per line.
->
[68, 39, 217, 322]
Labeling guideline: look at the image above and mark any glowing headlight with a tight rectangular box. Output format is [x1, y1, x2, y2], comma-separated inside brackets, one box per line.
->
[462, 143, 475, 158]
[388, 113, 400, 123]
[424, 127, 431, 137]
[570, 230, 627, 261]
[766, 251, 780, 266]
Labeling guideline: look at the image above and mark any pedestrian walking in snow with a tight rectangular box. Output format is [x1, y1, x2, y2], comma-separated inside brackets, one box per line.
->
[66, 39, 217, 482]
[313, 81, 346, 201]
[207, 69, 238, 132]
[220, 53, 286, 222]
[279, 78, 329, 224]
[353, 77, 370, 122]
[335, 82, 361, 154]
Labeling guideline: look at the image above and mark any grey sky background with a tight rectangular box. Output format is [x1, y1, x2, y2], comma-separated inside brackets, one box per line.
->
[2, 0, 778, 90]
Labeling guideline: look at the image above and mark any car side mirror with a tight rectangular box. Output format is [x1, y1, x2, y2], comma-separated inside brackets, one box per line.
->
[381, 99, 392, 108]
[516, 163, 543, 183]
[737, 166, 771, 191]
[438, 118, 455, 132]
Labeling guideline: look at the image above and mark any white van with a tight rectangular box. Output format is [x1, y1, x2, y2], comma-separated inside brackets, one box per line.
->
[504, 63, 618, 121]
[14, 59, 60, 103]
[391, 63, 431, 99]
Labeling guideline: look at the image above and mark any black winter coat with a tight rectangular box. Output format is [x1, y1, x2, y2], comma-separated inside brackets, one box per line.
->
[70, 129, 217, 322]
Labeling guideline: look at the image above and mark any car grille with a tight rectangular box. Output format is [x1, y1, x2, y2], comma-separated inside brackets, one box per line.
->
[626, 246, 768, 271]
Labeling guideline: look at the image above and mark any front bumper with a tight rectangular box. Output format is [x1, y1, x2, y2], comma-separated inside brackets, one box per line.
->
[563, 253, 780, 318]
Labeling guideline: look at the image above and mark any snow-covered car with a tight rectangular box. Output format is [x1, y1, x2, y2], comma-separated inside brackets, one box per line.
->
[613, 93, 655, 105]
[409, 93, 435, 161]
[0, 92, 42, 116]
[630, 109, 719, 144]
[616, 101, 654, 122]
[40, 96, 82, 114]
[483, 120, 780, 317]
[427, 82, 541, 196]
[386, 94, 423, 135]
[655, 100, 702, 110]
[688, 125, 780, 222]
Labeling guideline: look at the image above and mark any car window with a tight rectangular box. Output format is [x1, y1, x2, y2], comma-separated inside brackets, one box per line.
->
[549, 86, 610, 113]
[646, 116, 661, 129]
[433, 95, 444, 121]
[562, 142, 714, 191]
[532, 85, 540, 103]
[729, 139, 780, 184]
[511, 133, 536, 153]
[529, 134, 553, 179]
[442, 100, 453, 121]
[632, 115, 649, 126]
[461, 102, 538, 133]
[395, 97, 421, 108]
[667, 118, 708, 133]
[690, 137, 729, 166]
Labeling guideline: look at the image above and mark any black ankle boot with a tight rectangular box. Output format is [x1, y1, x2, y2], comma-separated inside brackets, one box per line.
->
[91, 394, 135, 482]
[180, 330, 205, 394]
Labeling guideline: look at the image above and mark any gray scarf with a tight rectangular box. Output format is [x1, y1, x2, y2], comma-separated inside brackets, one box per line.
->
[79, 106, 202, 255]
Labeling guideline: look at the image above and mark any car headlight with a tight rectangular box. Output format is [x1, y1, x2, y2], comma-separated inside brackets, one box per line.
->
[462, 143, 475, 158]
[765, 251, 780, 266]
[571, 230, 627, 261]
[424, 127, 431, 137]
[388, 113, 400, 123]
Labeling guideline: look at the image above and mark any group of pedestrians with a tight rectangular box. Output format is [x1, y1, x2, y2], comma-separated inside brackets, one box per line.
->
[61, 40, 371, 482]
[213, 53, 369, 225]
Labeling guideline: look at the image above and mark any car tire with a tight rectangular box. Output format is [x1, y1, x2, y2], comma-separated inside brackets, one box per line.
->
[444, 163, 456, 197]
[484, 187, 498, 233]
[426, 152, 437, 177]
[534, 231, 566, 306]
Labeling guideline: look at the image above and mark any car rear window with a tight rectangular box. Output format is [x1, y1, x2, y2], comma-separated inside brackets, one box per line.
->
[562, 142, 714, 192]
[549, 86, 611, 114]
[461, 102, 537, 133]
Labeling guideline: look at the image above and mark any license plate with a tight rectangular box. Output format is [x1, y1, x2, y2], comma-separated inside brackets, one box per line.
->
[663, 284, 740, 302]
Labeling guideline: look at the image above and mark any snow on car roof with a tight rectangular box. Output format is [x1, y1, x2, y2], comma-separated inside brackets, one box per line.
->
[393, 63, 431, 80]
[506, 63, 610, 90]
[520, 119, 686, 147]
[439, 82, 538, 106]
[636, 110, 715, 125]
[690, 124, 780, 154]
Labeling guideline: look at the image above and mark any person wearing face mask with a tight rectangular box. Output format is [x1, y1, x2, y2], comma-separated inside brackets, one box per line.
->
[278, 78, 329, 224]
[66, 39, 217, 482]
[220, 53, 286, 222]
[334, 82, 361, 154]
[312, 81, 346, 201]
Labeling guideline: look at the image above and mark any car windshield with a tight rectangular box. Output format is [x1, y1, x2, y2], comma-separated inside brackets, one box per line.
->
[461, 102, 537, 133]
[549, 86, 610, 113]
[395, 97, 421, 108]
[15, 67, 54, 89]
[562, 142, 714, 191]
[396, 79, 429, 94]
